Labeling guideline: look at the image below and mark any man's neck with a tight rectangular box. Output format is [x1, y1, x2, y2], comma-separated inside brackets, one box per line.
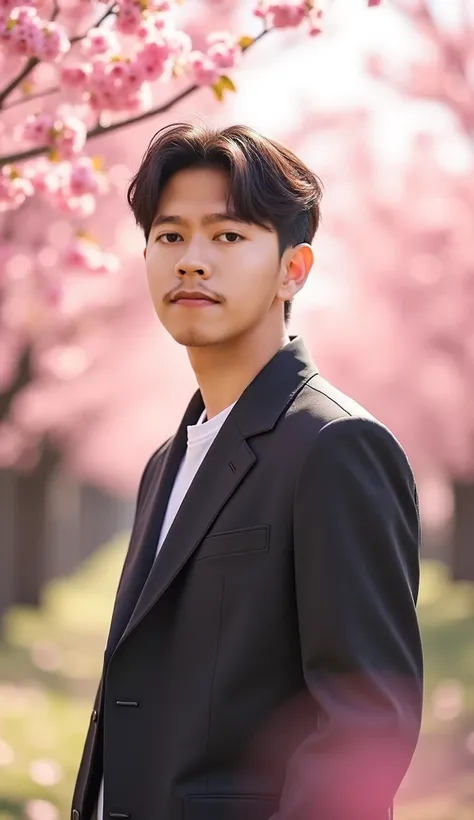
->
[187, 325, 291, 421]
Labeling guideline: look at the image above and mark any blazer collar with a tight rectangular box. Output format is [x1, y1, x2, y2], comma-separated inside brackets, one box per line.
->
[184, 335, 318, 438]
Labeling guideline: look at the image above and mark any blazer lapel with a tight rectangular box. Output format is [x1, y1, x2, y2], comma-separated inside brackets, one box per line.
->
[117, 415, 255, 647]
[105, 391, 203, 659]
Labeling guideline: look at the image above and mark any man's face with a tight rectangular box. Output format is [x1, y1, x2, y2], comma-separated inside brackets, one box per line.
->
[144, 165, 286, 348]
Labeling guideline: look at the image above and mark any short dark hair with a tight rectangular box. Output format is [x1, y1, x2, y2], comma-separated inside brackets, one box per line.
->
[127, 122, 323, 324]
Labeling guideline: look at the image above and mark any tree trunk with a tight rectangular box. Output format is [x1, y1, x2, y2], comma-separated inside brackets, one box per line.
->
[451, 480, 474, 582]
[0, 470, 16, 619]
[45, 468, 81, 582]
[78, 483, 135, 561]
[45, 472, 135, 582]
[0, 346, 61, 608]
[13, 443, 59, 606]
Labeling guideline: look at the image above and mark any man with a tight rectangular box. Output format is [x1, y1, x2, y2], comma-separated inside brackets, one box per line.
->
[72, 123, 423, 820]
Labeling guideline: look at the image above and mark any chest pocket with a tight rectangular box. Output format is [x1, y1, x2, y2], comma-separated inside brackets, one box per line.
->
[195, 525, 270, 561]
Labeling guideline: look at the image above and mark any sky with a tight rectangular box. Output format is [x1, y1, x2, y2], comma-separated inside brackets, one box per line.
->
[221, 0, 473, 312]
[226, 0, 472, 171]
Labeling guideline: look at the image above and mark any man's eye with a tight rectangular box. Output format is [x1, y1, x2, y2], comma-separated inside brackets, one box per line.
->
[218, 232, 243, 243]
[158, 233, 182, 243]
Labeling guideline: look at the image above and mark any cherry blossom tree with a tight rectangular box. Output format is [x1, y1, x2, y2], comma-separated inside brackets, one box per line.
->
[0, 0, 383, 472]
[278, 1, 474, 579]
[367, 0, 473, 141]
[0, 0, 382, 610]
[361, 0, 474, 579]
[0, 0, 380, 437]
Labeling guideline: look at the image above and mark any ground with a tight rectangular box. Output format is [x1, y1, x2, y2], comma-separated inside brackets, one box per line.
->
[0, 539, 473, 820]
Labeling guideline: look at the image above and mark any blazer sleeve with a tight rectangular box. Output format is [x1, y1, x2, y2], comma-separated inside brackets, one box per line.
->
[274, 416, 423, 820]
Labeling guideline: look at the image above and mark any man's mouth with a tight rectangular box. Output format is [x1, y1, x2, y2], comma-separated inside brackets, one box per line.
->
[171, 290, 219, 306]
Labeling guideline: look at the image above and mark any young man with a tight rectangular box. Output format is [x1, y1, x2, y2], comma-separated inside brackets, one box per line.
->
[72, 123, 423, 820]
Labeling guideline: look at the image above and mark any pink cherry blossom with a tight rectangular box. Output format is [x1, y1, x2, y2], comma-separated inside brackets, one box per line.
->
[255, 0, 307, 28]
[116, 0, 142, 36]
[206, 31, 240, 70]
[81, 26, 120, 57]
[22, 112, 54, 144]
[68, 157, 107, 197]
[60, 62, 93, 90]
[146, 0, 172, 12]
[87, 59, 138, 111]
[135, 11, 171, 41]
[55, 190, 96, 216]
[121, 81, 152, 112]
[34, 21, 71, 62]
[50, 114, 87, 158]
[136, 40, 172, 80]
[1, 7, 70, 61]
[4, 5, 37, 25]
[169, 28, 192, 58]
[108, 59, 129, 82]
[23, 155, 61, 191]
[63, 237, 119, 274]
[63, 237, 101, 269]
[187, 51, 220, 87]
[0, 166, 34, 211]
[2, 8, 42, 58]
[0, 0, 25, 15]
[123, 59, 147, 92]
[308, 7, 324, 36]
[22, 112, 87, 158]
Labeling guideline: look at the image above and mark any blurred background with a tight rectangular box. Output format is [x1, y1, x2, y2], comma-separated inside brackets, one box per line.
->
[1, 0, 474, 818]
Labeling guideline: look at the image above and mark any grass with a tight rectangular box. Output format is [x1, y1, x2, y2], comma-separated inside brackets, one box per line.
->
[0, 541, 473, 819]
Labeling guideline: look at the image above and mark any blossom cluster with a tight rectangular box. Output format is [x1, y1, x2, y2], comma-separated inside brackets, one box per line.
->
[254, 0, 324, 36]
[59, 25, 241, 114]
[21, 110, 87, 158]
[0, 5, 70, 62]
[0, 0, 382, 274]
[63, 235, 120, 274]
[1, 154, 107, 215]
[61, 19, 193, 113]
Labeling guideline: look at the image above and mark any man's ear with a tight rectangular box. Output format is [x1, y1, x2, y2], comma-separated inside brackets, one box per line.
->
[277, 243, 314, 303]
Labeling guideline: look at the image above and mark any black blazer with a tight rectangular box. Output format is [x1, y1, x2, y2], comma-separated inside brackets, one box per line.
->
[72, 336, 423, 820]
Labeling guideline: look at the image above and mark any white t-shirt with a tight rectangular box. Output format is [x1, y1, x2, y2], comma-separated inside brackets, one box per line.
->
[97, 401, 235, 819]
[155, 401, 236, 557]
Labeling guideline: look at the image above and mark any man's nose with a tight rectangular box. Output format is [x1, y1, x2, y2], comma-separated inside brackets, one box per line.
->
[175, 253, 211, 279]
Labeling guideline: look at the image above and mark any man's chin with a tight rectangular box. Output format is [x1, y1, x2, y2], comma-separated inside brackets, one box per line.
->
[170, 328, 220, 348]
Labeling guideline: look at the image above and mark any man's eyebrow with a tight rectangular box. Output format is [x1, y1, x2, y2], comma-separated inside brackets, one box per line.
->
[150, 212, 250, 229]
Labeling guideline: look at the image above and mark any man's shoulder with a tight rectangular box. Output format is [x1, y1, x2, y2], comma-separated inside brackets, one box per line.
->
[290, 374, 379, 431]
[286, 375, 413, 479]
[283, 373, 411, 461]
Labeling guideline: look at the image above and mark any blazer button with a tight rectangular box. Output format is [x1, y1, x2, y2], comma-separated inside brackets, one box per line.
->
[91, 709, 98, 723]
[72, 810, 80, 820]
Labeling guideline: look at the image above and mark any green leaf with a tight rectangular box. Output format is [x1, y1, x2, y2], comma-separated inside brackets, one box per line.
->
[211, 75, 237, 102]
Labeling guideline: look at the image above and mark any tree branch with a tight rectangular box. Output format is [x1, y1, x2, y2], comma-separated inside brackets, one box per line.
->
[3, 86, 61, 111]
[70, 2, 118, 44]
[0, 2, 117, 109]
[0, 29, 268, 167]
[0, 58, 40, 108]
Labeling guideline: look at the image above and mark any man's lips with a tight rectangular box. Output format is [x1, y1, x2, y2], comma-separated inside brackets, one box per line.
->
[171, 291, 219, 305]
